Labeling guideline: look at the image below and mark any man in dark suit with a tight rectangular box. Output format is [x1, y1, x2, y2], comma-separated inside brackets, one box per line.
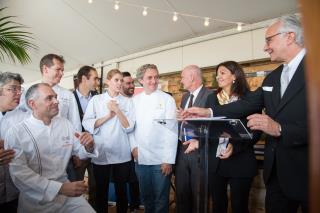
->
[73, 65, 99, 208]
[186, 14, 308, 213]
[175, 65, 212, 213]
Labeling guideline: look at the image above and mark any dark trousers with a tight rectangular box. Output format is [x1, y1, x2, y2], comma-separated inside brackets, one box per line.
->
[265, 166, 308, 213]
[211, 174, 253, 213]
[175, 144, 200, 213]
[128, 159, 140, 211]
[93, 162, 130, 213]
[0, 198, 18, 213]
[74, 159, 96, 208]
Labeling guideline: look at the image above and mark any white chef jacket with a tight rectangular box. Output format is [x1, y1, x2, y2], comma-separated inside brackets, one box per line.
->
[130, 90, 178, 165]
[4, 115, 97, 213]
[19, 84, 82, 131]
[82, 92, 135, 165]
[0, 109, 29, 204]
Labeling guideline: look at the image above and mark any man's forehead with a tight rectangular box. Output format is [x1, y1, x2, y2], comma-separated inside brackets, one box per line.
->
[266, 21, 281, 35]
[4, 80, 21, 86]
[123, 76, 133, 82]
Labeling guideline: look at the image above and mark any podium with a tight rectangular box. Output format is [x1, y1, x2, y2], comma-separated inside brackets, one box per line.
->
[156, 117, 253, 213]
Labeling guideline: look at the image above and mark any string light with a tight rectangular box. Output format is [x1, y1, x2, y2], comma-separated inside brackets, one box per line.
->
[172, 12, 178, 22]
[142, 7, 148, 16]
[88, 0, 93, 4]
[99, 0, 248, 30]
[114, 1, 120, 10]
[204, 17, 210, 27]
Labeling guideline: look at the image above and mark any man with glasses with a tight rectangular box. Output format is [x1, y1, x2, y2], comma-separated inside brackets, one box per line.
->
[186, 14, 308, 212]
[0, 72, 28, 212]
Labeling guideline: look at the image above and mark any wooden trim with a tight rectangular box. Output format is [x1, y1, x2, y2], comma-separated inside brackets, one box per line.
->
[299, 0, 320, 212]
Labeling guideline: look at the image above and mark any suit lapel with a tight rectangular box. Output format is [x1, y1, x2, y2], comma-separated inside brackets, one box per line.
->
[193, 87, 205, 107]
[276, 60, 305, 115]
[271, 66, 282, 108]
[181, 92, 190, 108]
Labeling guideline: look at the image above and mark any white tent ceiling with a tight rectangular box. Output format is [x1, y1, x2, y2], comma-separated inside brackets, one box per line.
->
[0, 0, 298, 83]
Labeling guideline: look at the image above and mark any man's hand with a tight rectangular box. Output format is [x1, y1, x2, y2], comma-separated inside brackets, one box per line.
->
[0, 148, 15, 166]
[219, 143, 233, 159]
[132, 147, 138, 161]
[161, 163, 172, 176]
[77, 132, 94, 151]
[183, 139, 199, 154]
[59, 181, 88, 197]
[247, 114, 281, 137]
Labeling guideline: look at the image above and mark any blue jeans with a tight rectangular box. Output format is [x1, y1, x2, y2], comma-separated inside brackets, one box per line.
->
[135, 164, 171, 213]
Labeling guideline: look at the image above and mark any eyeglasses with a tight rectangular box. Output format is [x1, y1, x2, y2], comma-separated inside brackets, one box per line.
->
[265, 32, 286, 45]
[1, 85, 24, 94]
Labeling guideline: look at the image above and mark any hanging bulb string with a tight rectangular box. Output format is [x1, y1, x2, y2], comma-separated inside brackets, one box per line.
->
[104, 0, 248, 28]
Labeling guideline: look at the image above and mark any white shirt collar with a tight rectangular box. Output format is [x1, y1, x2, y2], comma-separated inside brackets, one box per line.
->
[76, 89, 91, 99]
[285, 48, 306, 81]
[191, 85, 203, 99]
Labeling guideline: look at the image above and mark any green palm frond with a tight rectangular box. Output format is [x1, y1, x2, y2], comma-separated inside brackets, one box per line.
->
[0, 7, 37, 64]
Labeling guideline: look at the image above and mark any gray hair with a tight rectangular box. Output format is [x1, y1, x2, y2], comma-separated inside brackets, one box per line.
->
[25, 83, 50, 107]
[136, 64, 159, 81]
[0, 72, 24, 87]
[278, 14, 304, 46]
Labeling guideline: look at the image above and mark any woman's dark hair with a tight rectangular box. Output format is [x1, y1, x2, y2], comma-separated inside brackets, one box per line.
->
[215, 61, 249, 97]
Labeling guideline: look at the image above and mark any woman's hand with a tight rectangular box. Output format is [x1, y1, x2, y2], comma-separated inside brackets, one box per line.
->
[219, 143, 233, 159]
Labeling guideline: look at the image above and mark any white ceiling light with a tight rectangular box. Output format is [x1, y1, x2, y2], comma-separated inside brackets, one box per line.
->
[204, 17, 210, 27]
[114, 1, 120, 10]
[142, 7, 148, 16]
[237, 23, 242, 31]
[88, 0, 93, 4]
[173, 12, 178, 22]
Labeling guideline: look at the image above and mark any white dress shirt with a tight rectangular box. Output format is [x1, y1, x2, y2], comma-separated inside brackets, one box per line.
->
[184, 85, 203, 109]
[82, 92, 135, 165]
[4, 115, 97, 213]
[130, 90, 178, 165]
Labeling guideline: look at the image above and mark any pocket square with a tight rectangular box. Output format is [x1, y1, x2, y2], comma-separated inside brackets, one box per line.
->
[262, 86, 273, 92]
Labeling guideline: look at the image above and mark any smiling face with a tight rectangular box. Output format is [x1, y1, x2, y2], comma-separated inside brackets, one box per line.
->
[29, 85, 59, 120]
[216, 66, 235, 93]
[122, 76, 135, 97]
[42, 58, 64, 86]
[139, 68, 159, 94]
[263, 21, 289, 63]
[106, 73, 123, 94]
[0, 80, 23, 110]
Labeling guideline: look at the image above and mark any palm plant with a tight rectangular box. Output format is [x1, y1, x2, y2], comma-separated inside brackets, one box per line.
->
[0, 7, 37, 65]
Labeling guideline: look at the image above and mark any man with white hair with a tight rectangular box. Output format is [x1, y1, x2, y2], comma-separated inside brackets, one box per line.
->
[186, 14, 308, 212]
[5, 83, 97, 213]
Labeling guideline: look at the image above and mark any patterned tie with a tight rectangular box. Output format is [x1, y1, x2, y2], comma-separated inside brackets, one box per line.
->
[280, 64, 290, 97]
[188, 93, 194, 108]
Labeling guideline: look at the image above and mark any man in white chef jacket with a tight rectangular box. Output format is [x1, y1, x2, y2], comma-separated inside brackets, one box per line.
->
[19, 54, 82, 181]
[130, 64, 178, 213]
[0, 72, 28, 212]
[5, 83, 97, 213]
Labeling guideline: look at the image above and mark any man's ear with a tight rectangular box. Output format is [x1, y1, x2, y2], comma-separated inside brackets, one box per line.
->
[287, 32, 296, 45]
[27, 99, 35, 110]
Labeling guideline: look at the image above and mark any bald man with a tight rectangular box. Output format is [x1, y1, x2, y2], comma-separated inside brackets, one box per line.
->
[175, 65, 212, 213]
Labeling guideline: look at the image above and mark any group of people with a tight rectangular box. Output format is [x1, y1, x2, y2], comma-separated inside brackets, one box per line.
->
[0, 13, 308, 213]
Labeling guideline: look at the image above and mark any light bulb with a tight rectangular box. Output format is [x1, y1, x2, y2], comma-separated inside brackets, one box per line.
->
[142, 7, 148, 16]
[204, 18, 210, 27]
[114, 1, 120, 10]
[88, 0, 93, 3]
[173, 12, 178, 22]
[237, 23, 242, 31]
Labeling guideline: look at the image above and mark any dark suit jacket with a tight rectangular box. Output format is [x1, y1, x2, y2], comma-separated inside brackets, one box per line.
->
[214, 59, 308, 201]
[206, 92, 260, 178]
[180, 86, 213, 109]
